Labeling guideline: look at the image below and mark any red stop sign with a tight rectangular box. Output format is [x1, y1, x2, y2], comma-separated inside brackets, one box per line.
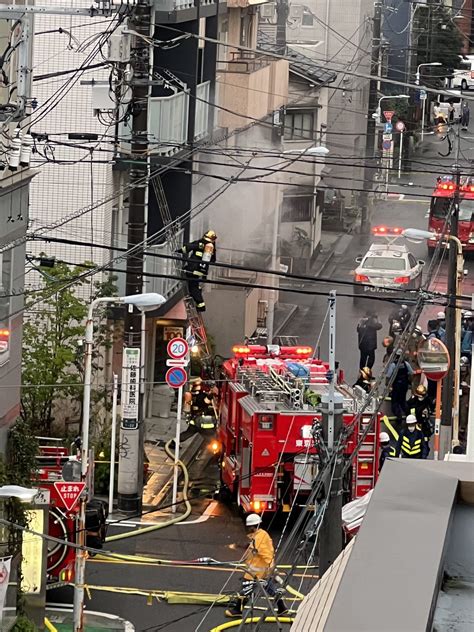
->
[418, 338, 450, 382]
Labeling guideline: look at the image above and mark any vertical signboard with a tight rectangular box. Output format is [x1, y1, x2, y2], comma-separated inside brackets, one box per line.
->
[121, 347, 140, 428]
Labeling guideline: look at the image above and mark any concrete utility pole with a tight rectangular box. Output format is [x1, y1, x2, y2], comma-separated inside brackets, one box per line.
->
[361, 1, 382, 234]
[275, 0, 289, 54]
[117, 0, 152, 513]
[319, 291, 344, 576]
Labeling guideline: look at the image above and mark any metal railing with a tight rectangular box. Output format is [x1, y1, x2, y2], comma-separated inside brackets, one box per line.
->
[149, 91, 189, 156]
[195, 81, 210, 140]
[145, 229, 184, 299]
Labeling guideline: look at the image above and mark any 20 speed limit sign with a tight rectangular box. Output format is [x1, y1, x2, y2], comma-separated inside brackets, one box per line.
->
[167, 337, 189, 359]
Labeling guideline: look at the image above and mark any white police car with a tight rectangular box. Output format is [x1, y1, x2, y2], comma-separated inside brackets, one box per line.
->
[353, 226, 425, 303]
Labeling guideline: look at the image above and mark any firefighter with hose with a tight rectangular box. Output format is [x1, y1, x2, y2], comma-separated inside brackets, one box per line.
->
[178, 230, 217, 312]
[170, 379, 218, 446]
[225, 514, 288, 618]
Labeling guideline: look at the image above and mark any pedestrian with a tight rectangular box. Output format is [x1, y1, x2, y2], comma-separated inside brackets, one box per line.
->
[357, 311, 382, 369]
[407, 384, 434, 441]
[395, 415, 429, 459]
[461, 101, 470, 130]
[433, 102, 441, 124]
[353, 367, 374, 393]
[179, 230, 217, 312]
[225, 514, 288, 618]
[448, 102, 455, 124]
[379, 431, 395, 471]
[387, 349, 413, 423]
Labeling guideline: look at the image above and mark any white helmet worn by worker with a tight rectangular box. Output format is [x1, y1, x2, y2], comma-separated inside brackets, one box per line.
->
[406, 414, 417, 426]
[437, 311, 445, 320]
[245, 513, 262, 528]
[379, 432, 390, 444]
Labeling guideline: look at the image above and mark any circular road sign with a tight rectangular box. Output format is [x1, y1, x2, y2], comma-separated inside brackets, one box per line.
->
[395, 120, 405, 132]
[418, 338, 450, 382]
[167, 337, 189, 359]
[166, 367, 187, 389]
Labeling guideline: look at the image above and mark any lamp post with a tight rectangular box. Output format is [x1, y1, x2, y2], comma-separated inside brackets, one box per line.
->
[73, 292, 165, 632]
[375, 94, 409, 125]
[403, 228, 464, 454]
[416, 62, 442, 141]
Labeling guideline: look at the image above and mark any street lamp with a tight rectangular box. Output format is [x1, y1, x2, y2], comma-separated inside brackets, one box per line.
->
[403, 228, 464, 454]
[374, 94, 410, 125]
[73, 292, 165, 632]
[416, 62, 442, 141]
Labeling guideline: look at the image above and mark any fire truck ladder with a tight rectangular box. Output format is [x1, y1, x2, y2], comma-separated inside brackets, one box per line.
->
[353, 416, 377, 499]
[151, 175, 211, 360]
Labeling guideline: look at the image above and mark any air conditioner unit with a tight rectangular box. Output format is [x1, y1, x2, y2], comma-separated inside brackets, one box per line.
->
[260, 3, 276, 19]
[290, 5, 304, 20]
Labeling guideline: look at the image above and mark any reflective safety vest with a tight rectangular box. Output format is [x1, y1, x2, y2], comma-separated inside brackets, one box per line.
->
[396, 428, 427, 459]
[181, 239, 216, 278]
[189, 415, 216, 430]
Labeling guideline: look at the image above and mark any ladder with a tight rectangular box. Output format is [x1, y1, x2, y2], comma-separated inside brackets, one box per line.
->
[352, 415, 379, 499]
[151, 175, 211, 361]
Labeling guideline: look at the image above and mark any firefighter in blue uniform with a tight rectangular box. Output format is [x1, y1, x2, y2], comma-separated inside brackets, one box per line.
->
[179, 230, 217, 312]
[379, 431, 396, 471]
[395, 415, 429, 459]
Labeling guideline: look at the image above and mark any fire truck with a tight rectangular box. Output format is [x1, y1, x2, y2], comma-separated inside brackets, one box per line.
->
[35, 438, 108, 585]
[428, 176, 474, 253]
[217, 344, 381, 514]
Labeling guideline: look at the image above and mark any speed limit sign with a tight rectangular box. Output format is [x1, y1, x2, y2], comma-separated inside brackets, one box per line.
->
[167, 337, 189, 359]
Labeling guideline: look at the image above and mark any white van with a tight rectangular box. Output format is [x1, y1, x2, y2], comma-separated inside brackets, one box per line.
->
[451, 56, 474, 90]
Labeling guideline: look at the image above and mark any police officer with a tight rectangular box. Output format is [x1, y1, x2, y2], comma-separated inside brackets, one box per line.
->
[357, 310, 382, 369]
[389, 304, 411, 335]
[395, 415, 428, 459]
[407, 384, 434, 442]
[387, 349, 413, 423]
[379, 431, 396, 471]
[179, 230, 217, 312]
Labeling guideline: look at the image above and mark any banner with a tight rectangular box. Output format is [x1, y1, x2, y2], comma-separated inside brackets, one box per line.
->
[0, 557, 11, 621]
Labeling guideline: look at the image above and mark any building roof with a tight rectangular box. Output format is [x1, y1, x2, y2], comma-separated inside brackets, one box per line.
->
[257, 31, 337, 86]
[291, 459, 474, 632]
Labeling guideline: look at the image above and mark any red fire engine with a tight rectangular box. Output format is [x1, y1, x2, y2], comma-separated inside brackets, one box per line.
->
[217, 345, 381, 514]
[35, 438, 107, 585]
[428, 176, 474, 253]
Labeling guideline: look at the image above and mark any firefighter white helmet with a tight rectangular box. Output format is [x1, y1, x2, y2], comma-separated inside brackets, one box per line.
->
[379, 432, 390, 443]
[406, 414, 417, 426]
[245, 513, 262, 527]
[437, 311, 445, 320]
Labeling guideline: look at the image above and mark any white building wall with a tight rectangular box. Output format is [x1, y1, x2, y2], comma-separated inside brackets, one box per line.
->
[27, 0, 115, 282]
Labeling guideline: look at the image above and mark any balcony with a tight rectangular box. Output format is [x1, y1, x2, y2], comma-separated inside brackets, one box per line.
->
[194, 81, 211, 141]
[217, 53, 288, 130]
[145, 230, 184, 300]
[148, 90, 189, 157]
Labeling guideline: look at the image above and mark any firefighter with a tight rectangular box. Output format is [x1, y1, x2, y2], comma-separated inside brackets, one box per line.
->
[379, 431, 395, 471]
[387, 350, 413, 423]
[225, 514, 288, 618]
[171, 380, 217, 446]
[353, 367, 374, 393]
[395, 415, 428, 459]
[406, 325, 425, 389]
[179, 230, 217, 312]
[388, 304, 411, 335]
[407, 384, 434, 439]
[382, 335, 394, 364]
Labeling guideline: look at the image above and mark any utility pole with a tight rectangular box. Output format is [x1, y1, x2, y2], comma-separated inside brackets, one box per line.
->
[275, 0, 288, 54]
[361, 1, 382, 235]
[117, 0, 152, 513]
[319, 291, 344, 576]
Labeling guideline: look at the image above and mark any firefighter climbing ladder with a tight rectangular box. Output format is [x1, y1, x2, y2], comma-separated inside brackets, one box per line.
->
[151, 175, 211, 360]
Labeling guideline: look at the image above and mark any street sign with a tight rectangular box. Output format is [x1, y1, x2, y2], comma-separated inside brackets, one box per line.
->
[165, 367, 187, 389]
[395, 120, 405, 132]
[382, 133, 392, 141]
[420, 89, 427, 100]
[383, 110, 395, 122]
[53, 481, 86, 511]
[121, 347, 140, 421]
[384, 122, 392, 133]
[166, 358, 190, 367]
[382, 139, 392, 151]
[167, 337, 189, 360]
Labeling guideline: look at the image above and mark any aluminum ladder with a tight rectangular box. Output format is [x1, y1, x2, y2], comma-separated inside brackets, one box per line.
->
[151, 175, 211, 361]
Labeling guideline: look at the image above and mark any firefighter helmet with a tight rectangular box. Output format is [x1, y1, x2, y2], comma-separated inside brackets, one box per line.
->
[190, 378, 203, 390]
[406, 414, 417, 426]
[245, 513, 262, 527]
[415, 385, 427, 397]
[360, 367, 372, 380]
[379, 432, 390, 444]
[203, 230, 217, 242]
[383, 336, 394, 348]
[436, 311, 445, 320]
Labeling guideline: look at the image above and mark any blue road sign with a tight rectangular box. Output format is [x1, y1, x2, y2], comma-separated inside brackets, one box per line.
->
[384, 122, 392, 133]
[165, 366, 187, 389]
[382, 139, 392, 151]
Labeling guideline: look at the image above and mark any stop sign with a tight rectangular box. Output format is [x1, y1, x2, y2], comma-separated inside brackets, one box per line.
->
[418, 338, 450, 381]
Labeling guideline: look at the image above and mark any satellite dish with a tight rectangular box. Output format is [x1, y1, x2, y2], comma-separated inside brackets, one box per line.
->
[62, 460, 81, 482]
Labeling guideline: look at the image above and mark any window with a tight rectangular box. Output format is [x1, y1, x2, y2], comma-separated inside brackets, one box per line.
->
[0, 249, 12, 365]
[284, 109, 317, 141]
[408, 254, 417, 269]
[362, 256, 407, 271]
[302, 9, 313, 26]
[281, 195, 313, 223]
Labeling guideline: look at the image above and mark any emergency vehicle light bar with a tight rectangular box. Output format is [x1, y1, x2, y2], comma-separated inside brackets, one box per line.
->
[232, 344, 313, 358]
[0, 329, 10, 337]
[372, 225, 403, 236]
[460, 185, 474, 193]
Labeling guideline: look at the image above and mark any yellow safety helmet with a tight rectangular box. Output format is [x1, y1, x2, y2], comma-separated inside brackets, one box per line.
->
[190, 377, 203, 391]
[360, 367, 372, 380]
[203, 230, 217, 242]
[415, 384, 427, 397]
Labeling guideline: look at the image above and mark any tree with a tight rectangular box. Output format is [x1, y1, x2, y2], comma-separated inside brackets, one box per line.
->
[21, 260, 117, 436]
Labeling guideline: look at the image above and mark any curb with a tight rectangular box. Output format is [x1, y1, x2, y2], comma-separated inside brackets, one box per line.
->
[145, 433, 204, 508]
